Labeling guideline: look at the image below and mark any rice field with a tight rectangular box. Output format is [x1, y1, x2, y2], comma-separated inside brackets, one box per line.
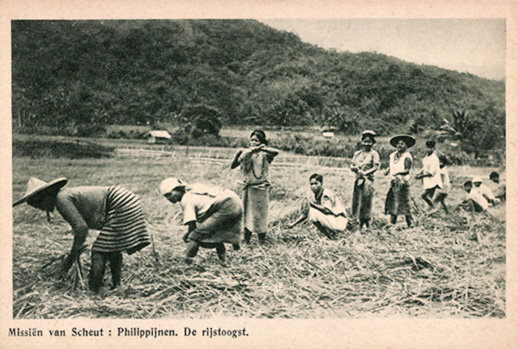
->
[12, 154, 506, 319]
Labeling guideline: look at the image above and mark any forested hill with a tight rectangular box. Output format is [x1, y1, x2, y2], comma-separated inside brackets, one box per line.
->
[12, 20, 504, 137]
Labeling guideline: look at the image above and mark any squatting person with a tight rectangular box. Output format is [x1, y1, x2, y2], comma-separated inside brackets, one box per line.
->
[288, 173, 348, 239]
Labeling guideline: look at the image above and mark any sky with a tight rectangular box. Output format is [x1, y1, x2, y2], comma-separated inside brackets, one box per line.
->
[259, 19, 506, 81]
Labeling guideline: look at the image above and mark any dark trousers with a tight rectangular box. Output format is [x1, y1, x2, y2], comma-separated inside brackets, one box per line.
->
[89, 251, 122, 293]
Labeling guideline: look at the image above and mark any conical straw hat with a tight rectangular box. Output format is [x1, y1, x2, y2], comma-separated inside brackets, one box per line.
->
[13, 177, 68, 207]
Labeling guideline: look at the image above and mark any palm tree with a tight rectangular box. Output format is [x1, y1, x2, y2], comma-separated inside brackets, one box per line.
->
[440, 110, 472, 140]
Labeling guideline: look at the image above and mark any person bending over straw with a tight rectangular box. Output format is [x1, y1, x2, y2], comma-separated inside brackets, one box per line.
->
[231, 129, 279, 244]
[160, 178, 243, 264]
[13, 177, 151, 294]
[288, 173, 348, 239]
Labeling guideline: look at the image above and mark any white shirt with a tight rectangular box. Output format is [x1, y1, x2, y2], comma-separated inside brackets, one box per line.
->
[389, 151, 412, 181]
[439, 167, 450, 193]
[421, 152, 442, 190]
[474, 184, 495, 202]
[467, 190, 489, 211]
[180, 184, 224, 224]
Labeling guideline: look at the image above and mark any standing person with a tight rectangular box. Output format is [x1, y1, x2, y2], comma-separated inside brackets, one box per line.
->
[432, 154, 450, 213]
[231, 130, 279, 244]
[13, 177, 151, 294]
[350, 130, 380, 230]
[415, 140, 442, 210]
[160, 178, 243, 264]
[287, 173, 347, 239]
[384, 134, 415, 227]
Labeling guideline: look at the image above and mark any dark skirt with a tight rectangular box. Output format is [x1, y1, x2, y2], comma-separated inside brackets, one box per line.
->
[352, 178, 374, 220]
[385, 178, 412, 216]
[92, 186, 151, 254]
[188, 191, 243, 245]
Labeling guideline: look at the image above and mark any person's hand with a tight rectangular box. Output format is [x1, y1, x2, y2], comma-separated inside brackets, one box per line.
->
[357, 170, 365, 177]
[183, 232, 191, 243]
[250, 145, 264, 153]
[60, 253, 75, 279]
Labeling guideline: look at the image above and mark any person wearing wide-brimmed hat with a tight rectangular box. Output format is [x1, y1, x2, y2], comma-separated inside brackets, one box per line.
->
[384, 134, 416, 227]
[350, 130, 380, 230]
[160, 177, 243, 264]
[231, 129, 279, 244]
[13, 177, 151, 294]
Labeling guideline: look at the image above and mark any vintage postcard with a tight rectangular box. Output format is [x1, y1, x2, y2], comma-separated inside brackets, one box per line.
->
[1, 0, 517, 348]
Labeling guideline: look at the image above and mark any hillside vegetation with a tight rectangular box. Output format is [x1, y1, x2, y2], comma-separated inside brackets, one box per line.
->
[12, 20, 505, 152]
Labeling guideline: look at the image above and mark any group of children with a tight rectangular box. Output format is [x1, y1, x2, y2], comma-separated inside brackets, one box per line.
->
[13, 129, 505, 294]
[288, 132, 504, 239]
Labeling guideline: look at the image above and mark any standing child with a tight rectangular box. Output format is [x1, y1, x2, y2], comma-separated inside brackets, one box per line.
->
[433, 155, 450, 213]
[231, 130, 279, 244]
[350, 130, 380, 230]
[415, 140, 442, 210]
[384, 134, 415, 227]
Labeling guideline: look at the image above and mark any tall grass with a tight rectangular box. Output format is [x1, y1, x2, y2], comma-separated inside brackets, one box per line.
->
[12, 156, 505, 318]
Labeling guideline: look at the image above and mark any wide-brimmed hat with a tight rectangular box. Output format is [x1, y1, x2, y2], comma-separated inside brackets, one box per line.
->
[390, 134, 416, 148]
[13, 177, 68, 207]
[361, 130, 377, 142]
[159, 177, 184, 196]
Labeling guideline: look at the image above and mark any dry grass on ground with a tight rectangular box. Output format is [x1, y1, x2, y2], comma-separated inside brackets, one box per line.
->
[12, 156, 505, 319]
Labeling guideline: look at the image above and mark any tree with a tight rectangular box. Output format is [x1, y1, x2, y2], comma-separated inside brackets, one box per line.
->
[440, 109, 472, 140]
[180, 104, 222, 138]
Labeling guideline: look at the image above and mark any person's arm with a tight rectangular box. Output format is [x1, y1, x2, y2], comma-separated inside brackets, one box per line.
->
[55, 196, 89, 276]
[350, 152, 359, 173]
[183, 221, 197, 242]
[287, 197, 309, 228]
[260, 146, 279, 162]
[287, 213, 308, 229]
[230, 150, 243, 169]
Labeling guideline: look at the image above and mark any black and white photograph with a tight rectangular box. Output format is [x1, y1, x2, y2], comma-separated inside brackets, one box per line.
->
[2, 0, 517, 347]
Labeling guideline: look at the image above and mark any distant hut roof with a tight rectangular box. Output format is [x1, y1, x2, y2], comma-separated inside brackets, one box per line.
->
[148, 130, 172, 139]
